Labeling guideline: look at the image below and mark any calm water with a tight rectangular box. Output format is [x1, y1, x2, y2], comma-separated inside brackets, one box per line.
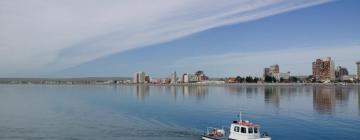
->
[0, 85, 359, 140]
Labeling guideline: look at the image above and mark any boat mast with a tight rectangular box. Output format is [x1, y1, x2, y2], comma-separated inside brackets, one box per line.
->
[239, 112, 242, 121]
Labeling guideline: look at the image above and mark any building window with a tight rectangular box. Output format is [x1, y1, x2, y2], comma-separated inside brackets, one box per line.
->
[241, 127, 246, 133]
[248, 127, 253, 134]
[234, 126, 239, 132]
[254, 127, 258, 133]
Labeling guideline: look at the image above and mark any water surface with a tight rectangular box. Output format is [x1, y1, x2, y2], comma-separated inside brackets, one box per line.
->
[0, 85, 359, 140]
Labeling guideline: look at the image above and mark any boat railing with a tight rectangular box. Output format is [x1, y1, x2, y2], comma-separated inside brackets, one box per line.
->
[204, 127, 226, 137]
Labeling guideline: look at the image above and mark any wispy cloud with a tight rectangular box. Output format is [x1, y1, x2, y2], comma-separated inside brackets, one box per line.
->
[0, 0, 331, 76]
[170, 44, 360, 77]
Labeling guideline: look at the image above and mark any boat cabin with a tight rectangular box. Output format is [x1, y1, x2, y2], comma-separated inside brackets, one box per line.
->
[229, 120, 262, 140]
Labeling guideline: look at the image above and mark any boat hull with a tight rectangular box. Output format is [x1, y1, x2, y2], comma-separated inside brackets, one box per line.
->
[202, 135, 271, 140]
[201, 135, 226, 140]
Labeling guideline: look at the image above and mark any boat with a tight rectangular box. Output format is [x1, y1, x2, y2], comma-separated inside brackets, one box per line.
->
[201, 113, 271, 140]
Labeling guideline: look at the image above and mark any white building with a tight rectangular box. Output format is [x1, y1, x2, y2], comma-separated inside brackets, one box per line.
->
[133, 71, 146, 83]
[274, 72, 290, 81]
[170, 71, 177, 84]
[182, 73, 198, 83]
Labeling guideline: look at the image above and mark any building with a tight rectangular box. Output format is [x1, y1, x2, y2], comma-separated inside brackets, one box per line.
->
[227, 77, 237, 83]
[170, 71, 177, 84]
[340, 75, 356, 82]
[357, 62, 360, 80]
[197, 74, 209, 81]
[133, 71, 146, 83]
[144, 76, 150, 83]
[312, 57, 335, 82]
[335, 66, 349, 80]
[274, 72, 291, 81]
[263, 68, 270, 78]
[182, 73, 198, 83]
[183, 74, 189, 83]
[269, 64, 279, 76]
[263, 64, 279, 78]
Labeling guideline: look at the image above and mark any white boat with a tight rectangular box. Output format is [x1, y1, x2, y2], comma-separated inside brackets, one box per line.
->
[201, 113, 271, 140]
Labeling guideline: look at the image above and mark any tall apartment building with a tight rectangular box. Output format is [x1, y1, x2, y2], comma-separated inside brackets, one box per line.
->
[269, 64, 279, 76]
[263, 64, 279, 78]
[133, 71, 146, 83]
[312, 57, 335, 81]
[357, 62, 360, 80]
[170, 71, 177, 84]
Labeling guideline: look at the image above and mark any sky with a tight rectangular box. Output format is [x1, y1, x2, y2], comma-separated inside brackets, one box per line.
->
[0, 0, 359, 78]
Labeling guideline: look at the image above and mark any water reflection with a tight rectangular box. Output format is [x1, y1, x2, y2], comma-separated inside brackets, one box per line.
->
[313, 86, 336, 114]
[358, 86, 360, 115]
[133, 85, 208, 101]
[264, 87, 280, 108]
[132, 85, 358, 115]
[1, 85, 359, 140]
[134, 85, 150, 101]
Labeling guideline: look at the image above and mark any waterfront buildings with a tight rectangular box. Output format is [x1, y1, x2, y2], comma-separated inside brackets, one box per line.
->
[133, 71, 146, 83]
[312, 57, 335, 82]
[274, 72, 291, 81]
[263, 64, 279, 78]
[227, 77, 237, 83]
[263, 64, 290, 81]
[335, 66, 349, 78]
[182, 73, 198, 83]
[269, 64, 280, 76]
[170, 71, 177, 84]
[357, 62, 360, 80]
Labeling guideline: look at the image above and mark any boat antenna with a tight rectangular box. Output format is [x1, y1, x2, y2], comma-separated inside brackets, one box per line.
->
[239, 112, 242, 121]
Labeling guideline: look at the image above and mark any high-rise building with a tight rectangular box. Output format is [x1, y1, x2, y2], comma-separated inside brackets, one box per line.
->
[312, 57, 335, 81]
[335, 66, 349, 79]
[269, 64, 279, 77]
[264, 64, 279, 78]
[170, 71, 177, 84]
[133, 71, 146, 83]
[357, 62, 360, 80]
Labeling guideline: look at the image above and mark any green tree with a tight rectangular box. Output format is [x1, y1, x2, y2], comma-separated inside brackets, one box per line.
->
[253, 77, 259, 83]
[195, 70, 204, 76]
[245, 76, 254, 83]
[235, 76, 245, 83]
[289, 76, 298, 83]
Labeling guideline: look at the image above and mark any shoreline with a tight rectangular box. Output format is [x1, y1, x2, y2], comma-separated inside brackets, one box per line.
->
[0, 82, 359, 86]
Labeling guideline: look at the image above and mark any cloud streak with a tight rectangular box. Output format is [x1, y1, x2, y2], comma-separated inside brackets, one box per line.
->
[0, 0, 331, 77]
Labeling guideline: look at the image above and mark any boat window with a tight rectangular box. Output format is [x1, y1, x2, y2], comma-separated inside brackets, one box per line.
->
[234, 126, 240, 132]
[248, 127, 253, 134]
[241, 127, 246, 133]
[254, 127, 258, 133]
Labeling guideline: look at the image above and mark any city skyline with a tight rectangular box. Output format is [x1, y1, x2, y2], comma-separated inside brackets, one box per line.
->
[1, 0, 360, 77]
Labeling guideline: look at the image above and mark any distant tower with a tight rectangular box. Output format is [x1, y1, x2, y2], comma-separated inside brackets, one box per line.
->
[170, 71, 177, 84]
[312, 57, 335, 82]
[357, 62, 360, 80]
[269, 64, 279, 77]
[133, 71, 146, 83]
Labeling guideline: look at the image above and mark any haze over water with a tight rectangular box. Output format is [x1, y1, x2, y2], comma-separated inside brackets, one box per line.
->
[0, 85, 359, 140]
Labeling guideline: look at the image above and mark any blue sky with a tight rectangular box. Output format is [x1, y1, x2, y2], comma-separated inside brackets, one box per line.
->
[1, 0, 359, 77]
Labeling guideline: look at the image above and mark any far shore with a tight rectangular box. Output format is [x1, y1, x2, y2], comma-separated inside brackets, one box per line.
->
[0, 81, 359, 86]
